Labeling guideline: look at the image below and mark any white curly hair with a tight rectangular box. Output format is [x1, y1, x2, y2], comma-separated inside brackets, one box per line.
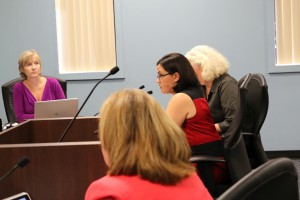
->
[185, 45, 229, 81]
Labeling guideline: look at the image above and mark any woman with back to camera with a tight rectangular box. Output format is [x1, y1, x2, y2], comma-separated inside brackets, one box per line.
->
[85, 89, 212, 200]
[13, 49, 66, 123]
[185, 45, 239, 136]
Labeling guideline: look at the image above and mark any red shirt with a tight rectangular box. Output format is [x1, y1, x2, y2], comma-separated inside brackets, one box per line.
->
[183, 98, 221, 146]
[85, 173, 213, 200]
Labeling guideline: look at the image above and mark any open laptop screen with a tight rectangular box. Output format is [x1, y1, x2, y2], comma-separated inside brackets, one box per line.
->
[34, 98, 79, 119]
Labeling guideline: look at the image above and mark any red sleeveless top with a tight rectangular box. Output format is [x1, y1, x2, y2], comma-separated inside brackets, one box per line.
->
[182, 93, 221, 146]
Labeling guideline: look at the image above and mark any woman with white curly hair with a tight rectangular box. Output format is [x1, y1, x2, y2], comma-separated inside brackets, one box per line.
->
[185, 45, 239, 135]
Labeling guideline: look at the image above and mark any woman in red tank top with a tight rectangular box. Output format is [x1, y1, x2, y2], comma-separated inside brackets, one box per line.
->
[156, 53, 227, 194]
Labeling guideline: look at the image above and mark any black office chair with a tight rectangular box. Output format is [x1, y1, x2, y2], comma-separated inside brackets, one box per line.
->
[1, 76, 67, 123]
[190, 73, 252, 197]
[239, 73, 269, 169]
[217, 157, 299, 200]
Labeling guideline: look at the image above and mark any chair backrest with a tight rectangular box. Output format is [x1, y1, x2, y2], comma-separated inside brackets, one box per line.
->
[222, 73, 252, 183]
[1, 77, 67, 123]
[238, 73, 269, 168]
[217, 157, 299, 200]
[240, 73, 269, 135]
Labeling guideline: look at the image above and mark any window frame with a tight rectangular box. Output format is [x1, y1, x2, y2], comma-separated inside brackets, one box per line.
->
[267, 0, 300, 74]
[53, 0, 124, 80]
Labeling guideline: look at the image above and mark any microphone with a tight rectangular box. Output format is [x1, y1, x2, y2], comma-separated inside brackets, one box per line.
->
[139, 85, 152, 94]
[58, 66, 120, 142]
[93, 83, 146, 117]
[93, 84, 146, 117]
[0, 157, 30, 181]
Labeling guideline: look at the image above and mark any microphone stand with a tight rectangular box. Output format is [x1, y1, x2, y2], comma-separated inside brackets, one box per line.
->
[58, 66, 119, 142]
[92, 84, 148, 117]
[0, 157, 30, 181]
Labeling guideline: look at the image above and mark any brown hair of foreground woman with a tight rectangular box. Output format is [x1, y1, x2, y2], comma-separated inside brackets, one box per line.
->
[85, 89, 212, 200]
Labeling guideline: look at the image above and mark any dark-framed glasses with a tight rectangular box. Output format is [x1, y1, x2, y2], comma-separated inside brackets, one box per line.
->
[157, 73, 171, 79]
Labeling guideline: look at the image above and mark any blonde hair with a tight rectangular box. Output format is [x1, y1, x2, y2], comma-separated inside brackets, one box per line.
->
[18, 49, 42, 79]
[99, 89, 195, 185]
[185, 45, 229, 81]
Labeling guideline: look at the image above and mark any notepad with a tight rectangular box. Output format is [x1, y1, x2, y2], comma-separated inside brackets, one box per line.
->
[34, 98, 79, 119]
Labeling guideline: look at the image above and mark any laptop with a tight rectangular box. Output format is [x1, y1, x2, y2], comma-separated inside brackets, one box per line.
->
[34, 98, 79, 119]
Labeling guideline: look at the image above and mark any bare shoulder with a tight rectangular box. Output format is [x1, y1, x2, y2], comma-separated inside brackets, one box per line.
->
[171, 93, 192, 103]
[168, 93, 196, 121]
[169, 93, 194, 108]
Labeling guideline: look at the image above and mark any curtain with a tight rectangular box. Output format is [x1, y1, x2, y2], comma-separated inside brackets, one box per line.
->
[275, 0, 300, 64]
[55, 0, 116, 73]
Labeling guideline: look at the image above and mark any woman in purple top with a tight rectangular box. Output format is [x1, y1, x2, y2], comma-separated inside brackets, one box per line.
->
[13, 50, 66, 123]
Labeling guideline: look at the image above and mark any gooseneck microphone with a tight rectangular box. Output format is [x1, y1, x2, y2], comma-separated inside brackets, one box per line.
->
[93, 83, 144, 117]
[0, 157, 30, 181]
[58, 66, 120, 142]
